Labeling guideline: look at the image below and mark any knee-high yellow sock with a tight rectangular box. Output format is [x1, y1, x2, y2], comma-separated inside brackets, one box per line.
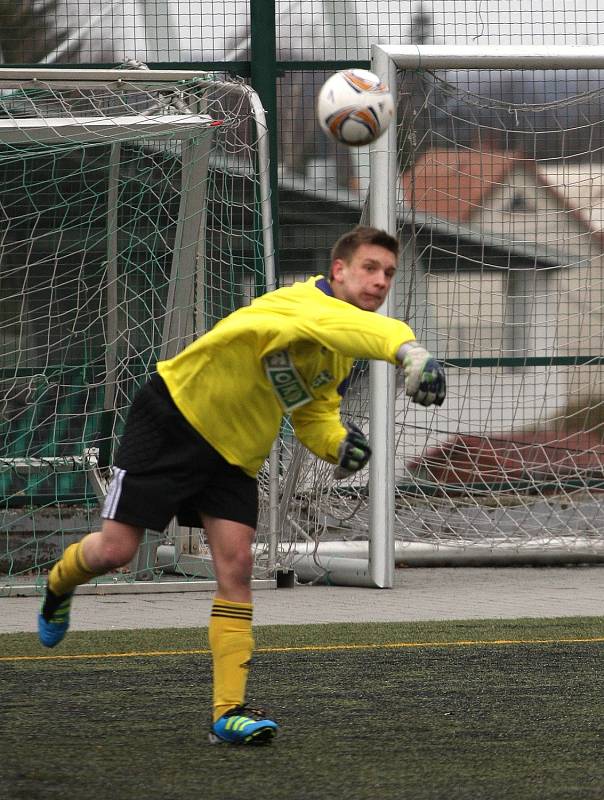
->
[48, 535, 102, 596]
[209, 598, 254, 723]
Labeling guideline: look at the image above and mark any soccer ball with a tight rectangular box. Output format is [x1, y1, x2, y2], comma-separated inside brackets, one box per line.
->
[317, 69, 394, 147]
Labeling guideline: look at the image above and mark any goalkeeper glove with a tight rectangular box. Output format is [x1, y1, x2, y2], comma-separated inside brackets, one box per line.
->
[397, 342, 446, 407]
[337, 422, 371, 474]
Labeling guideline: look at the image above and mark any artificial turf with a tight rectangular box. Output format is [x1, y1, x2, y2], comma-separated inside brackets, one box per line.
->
[1, 617, 602, 800]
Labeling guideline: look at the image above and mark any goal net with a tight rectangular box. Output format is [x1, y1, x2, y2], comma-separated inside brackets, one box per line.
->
[0, 67, 275, 590]
[283, 46, 604, 584]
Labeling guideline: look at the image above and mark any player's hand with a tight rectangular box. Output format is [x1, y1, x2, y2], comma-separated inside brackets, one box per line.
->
[337, 423, 371, 474]
[397, 342, 446, 407]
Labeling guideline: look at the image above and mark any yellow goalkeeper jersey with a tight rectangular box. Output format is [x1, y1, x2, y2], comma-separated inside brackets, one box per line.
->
[157, 275, 415, 476]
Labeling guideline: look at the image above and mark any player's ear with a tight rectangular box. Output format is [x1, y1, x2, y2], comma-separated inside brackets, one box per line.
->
[331, 258, 345, 282]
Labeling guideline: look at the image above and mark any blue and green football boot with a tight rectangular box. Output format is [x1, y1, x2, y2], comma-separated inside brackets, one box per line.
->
[38, 588, 73, 648]
[209, 704, 278, 745]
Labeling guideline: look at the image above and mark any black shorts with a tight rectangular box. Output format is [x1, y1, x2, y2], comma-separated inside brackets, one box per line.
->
[101, 374, 258, 531]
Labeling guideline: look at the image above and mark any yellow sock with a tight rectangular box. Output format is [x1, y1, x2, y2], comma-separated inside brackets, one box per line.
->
[209, 598, 254, 723]
[48, 535, 102, 596]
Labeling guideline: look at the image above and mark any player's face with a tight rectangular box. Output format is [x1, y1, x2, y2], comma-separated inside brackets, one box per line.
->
[330, 243, 397, 311]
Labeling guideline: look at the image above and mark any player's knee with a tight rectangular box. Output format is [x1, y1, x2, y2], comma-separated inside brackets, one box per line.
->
[220, 548, 253, 588]
[97, 524, 142, 568]
[232, 549, 254, 583]
[98, 540, 134, 569]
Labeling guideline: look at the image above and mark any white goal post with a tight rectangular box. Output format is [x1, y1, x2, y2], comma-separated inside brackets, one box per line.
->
[357, 44, 604, 585]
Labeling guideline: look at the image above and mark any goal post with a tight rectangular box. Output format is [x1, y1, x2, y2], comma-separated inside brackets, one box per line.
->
[0, 66, 277, 591]
[364, 43, 604, 581]
[283, 45, 604, 590]
[367, 45, 399, 587]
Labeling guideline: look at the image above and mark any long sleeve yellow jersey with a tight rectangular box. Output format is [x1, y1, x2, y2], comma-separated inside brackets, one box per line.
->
[157, 275, 416, 476]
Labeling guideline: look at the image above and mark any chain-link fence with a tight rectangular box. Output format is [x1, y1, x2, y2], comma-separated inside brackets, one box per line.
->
[3, 2, 604, 582]
[2, 3, 601, 268]
[3, 2, 603, 275]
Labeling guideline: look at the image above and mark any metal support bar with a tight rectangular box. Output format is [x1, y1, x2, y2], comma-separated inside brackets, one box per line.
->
[367, 45, 399, 589]
[160, 136, 212, 358]
[0, 67, 213, 87]
[1, 579, 276, 598]
[378, 43, 604, 71]
[250, 0, 279, 274]
[247, 83, 280, 571]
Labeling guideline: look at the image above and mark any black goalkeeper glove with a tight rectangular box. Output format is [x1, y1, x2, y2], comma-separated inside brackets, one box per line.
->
[337, 422, 371, 474]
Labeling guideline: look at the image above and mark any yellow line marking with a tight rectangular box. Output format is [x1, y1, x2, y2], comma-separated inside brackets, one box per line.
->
[0, 648, 211, 663]
[1, 636, 603, 663]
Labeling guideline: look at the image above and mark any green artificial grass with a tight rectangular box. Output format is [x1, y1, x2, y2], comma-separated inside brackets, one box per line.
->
[1, 618, 602, 800]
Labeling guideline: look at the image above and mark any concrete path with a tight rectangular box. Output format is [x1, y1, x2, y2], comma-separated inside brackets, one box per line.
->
[1, 566, 602, 634]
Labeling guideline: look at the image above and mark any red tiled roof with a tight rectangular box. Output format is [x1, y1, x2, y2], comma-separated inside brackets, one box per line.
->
[401, 148, 522, 223]
[407, 432, 604, 491]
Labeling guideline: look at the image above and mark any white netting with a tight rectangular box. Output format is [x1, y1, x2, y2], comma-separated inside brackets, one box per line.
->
[396, 66, 604, 556]
[0, 69, 273, 584]
[277, 58, 604, 568]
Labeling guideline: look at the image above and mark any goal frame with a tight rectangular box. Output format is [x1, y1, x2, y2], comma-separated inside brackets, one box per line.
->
[366, 44, 604, 586]
[0, 66, 278, 592]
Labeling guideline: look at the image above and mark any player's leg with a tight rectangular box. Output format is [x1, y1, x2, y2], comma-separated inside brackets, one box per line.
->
[203, 514, 278, 745]
[38, 521, 144, 648]
[38, 373, 177, 648]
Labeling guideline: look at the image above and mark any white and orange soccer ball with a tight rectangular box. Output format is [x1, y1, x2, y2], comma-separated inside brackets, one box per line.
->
[317, 68, 395, 147]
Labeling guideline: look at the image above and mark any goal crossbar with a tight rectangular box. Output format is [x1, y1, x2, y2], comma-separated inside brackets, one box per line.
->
[0, 115, 217, 144]
[376, 43, 604, 70]
[0, 67, 214, 88]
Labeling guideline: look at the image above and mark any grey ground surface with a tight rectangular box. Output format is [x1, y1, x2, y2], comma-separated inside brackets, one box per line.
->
[1, 566, 602, 633]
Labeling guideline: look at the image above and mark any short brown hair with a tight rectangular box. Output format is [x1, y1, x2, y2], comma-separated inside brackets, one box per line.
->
[330, 225, 399, 265]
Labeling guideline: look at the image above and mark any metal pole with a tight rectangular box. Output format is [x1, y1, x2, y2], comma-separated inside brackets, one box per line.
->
[98, 142, 120, 467]
[379, 43, 604, 70]
[368, 45, 398, 588]
[250, 3, 280, 573]
[247, 86, 280, 572]
[250, 0, 279, 280]
[0, 67, 214, 86]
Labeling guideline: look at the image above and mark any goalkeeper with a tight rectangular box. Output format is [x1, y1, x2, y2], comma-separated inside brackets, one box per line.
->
[37, 225, 446, 745]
